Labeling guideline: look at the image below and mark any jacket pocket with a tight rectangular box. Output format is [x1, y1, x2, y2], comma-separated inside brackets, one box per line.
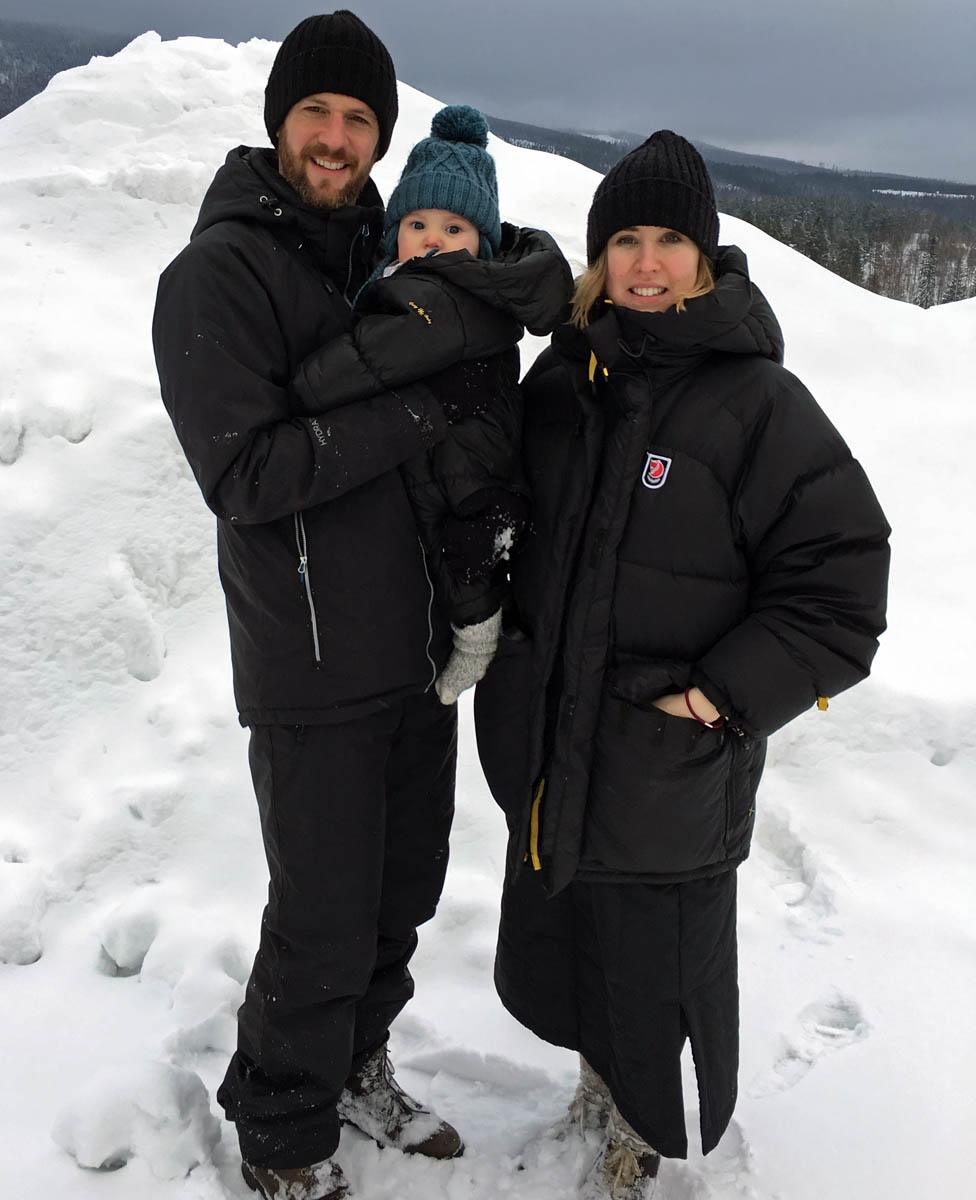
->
[474, 622, 534, 830]
[583, 663, 732, 874]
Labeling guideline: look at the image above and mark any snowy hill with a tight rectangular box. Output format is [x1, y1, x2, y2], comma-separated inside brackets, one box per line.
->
[1, 32, 974, 1200]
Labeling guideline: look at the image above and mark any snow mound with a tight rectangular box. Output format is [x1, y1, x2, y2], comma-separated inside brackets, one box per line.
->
[51, 1062, 220, 1178]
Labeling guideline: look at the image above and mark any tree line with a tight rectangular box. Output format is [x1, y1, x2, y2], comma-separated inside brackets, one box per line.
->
[711, 165, 976, 307]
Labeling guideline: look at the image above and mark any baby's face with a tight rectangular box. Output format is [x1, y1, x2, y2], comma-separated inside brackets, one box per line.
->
[397, 209, 480, 261]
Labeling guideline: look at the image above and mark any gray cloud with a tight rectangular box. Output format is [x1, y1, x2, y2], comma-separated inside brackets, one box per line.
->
[6, 0, 976, 180]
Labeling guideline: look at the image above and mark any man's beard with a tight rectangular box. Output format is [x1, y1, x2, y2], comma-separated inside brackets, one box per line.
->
[277, 140, 372, 210]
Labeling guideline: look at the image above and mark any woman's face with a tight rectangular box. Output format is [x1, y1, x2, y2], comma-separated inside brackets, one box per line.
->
[605, 226, 701, 312]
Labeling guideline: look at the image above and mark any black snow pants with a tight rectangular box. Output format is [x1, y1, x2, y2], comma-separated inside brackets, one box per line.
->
[495, 865, 738, 1158]
[217, 689, 458, 1168]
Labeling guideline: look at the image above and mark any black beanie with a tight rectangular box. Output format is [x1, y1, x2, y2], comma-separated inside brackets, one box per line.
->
[586, 130, 719, 264]
[264, 11, 398, 158]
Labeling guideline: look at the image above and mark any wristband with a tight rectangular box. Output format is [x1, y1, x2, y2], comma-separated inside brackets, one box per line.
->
[684, 688, 724, 729]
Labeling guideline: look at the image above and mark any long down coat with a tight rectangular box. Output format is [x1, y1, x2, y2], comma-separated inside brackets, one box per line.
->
[475, 247, 890, 1155]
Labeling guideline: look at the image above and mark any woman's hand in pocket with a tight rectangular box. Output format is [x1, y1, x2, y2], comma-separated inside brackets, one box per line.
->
[652, 687, 721, 724]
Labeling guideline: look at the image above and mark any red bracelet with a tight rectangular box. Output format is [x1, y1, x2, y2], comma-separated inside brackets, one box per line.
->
[684, 688, 724, 728]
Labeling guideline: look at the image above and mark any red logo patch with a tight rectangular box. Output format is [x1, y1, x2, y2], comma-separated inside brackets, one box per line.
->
[641, 452, 672, 490]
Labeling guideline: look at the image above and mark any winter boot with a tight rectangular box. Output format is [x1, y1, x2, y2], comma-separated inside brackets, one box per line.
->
[337, 1044, 464, 1159]
[547, 1055, 613, 1142]
[515, 1056, 612, 1173]
[241, 1157, 350, 1200]
[580, 1104, 661, 1200]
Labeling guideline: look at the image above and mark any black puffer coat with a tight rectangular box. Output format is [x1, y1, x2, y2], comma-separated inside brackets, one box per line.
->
[289, 228, 573, 625]
[475, 247, 891, 892]
[154, 148, 516, 724]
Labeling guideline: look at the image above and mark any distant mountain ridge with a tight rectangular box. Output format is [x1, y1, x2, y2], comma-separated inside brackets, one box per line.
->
[0, 17, 126, 120]
[487, 115, 976, 306]
[487, 114, 976, 196]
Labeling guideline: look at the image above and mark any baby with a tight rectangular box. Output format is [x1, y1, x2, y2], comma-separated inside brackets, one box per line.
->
[292, 105, 571, 703]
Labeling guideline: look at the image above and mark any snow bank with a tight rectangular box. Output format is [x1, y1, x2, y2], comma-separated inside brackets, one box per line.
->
[1, 30, 973, 1200]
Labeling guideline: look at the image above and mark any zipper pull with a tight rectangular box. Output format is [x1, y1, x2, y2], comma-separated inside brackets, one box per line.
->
[298, 554, 308, 577]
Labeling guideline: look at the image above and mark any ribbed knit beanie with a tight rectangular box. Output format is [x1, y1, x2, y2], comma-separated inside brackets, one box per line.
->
[586, 130, 718, 264]
[264, 10, 398, 158]
[381, 105, 502, 263]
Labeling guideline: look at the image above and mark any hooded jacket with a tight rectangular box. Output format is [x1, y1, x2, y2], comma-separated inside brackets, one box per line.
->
[289, 227, 574, 625]
[475, 247, 891, 892]
[153, 146, 513, 724]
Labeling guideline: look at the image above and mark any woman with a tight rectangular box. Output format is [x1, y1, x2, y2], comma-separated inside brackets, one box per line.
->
[475, 131, 890, 1199]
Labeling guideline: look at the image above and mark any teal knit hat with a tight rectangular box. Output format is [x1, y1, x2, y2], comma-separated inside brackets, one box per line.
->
[381, 105, 501, 264]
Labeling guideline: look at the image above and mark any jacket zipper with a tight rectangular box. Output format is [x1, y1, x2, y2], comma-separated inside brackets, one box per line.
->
[294, 512, 322, 664]
[417, 537, 437, 691]
[343, 224, 369, 302]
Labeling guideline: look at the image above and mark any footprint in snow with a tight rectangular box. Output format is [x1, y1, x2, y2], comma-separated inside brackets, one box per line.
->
[51, 1060, 220, 1179]
[0, 406, 26, 465]
[106, 554, 167, 683]
[749, 992, 870, 1099]
[753, 805, 840, 941]
[96, 897, 161, 977]
[0, 859, 47, 965]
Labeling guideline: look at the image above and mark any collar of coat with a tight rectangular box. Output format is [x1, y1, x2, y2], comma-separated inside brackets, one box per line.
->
[366, 224, 574, 338]
[191, 145, 385, 250]
[555, 246, 785, 383]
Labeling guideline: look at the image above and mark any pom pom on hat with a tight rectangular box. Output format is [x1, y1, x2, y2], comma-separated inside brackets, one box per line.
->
[430, 104, 489, 148]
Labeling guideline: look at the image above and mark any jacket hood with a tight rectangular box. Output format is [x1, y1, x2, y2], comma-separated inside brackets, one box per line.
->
[191, 146, 384, 243]
[390, 223, 573, 337]
[555, 245, 784, 371]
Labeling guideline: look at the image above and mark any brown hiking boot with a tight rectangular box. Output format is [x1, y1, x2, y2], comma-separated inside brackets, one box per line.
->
[580, 1105, 661, 1199]
[241, 1158, 350, 1200]
[337, 1044, 464, 1159]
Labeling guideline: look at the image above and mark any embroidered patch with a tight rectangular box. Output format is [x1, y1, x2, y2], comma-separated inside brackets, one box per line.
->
[641, 452, 672, 490]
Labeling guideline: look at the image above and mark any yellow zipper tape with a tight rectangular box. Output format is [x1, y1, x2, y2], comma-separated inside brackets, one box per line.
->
[529, 778, 545, 871]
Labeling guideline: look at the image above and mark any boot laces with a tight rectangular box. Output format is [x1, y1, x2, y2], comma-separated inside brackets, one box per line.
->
[605, 1141, 642, 1192]
[363, 1048, 427, 1119]
[569, 1078, 611, 1134]
[603, 1108, 658, 1197]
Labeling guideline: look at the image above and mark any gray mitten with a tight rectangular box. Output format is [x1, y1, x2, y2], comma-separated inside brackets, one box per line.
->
[434, 609, 502, 705]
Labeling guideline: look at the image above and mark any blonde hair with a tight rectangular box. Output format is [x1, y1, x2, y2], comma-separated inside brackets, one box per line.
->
[569, 245, 716, 329]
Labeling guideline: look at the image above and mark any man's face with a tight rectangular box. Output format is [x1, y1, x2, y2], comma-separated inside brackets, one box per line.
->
[277, 92, 380, 209]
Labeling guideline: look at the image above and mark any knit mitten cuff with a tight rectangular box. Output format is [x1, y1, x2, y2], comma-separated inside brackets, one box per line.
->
[434, 609, 502, 705]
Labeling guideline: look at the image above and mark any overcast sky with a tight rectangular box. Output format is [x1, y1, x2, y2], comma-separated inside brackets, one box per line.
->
[6, 0, 976, 182]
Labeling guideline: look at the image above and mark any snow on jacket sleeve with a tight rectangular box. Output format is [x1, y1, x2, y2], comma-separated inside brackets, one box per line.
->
[152, 240, 447, 526]
[692, 372, 891, 737]
[291, 274, 522, 416]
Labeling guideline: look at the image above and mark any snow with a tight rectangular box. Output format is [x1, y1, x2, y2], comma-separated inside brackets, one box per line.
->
[1, 29, 974, 1200]
[873, 188, 975, 199]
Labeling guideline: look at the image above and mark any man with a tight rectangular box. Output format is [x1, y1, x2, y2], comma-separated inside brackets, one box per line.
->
[152, 13, 469, 1200]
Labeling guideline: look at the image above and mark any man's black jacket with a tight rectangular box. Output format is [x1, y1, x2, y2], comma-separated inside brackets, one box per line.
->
[153, 147, 512, 724]
[475, 247, 891, 892]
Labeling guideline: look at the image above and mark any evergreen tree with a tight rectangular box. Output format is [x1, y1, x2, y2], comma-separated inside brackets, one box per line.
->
[941, 259, 968, 304]
[910, 235, 937, 308]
